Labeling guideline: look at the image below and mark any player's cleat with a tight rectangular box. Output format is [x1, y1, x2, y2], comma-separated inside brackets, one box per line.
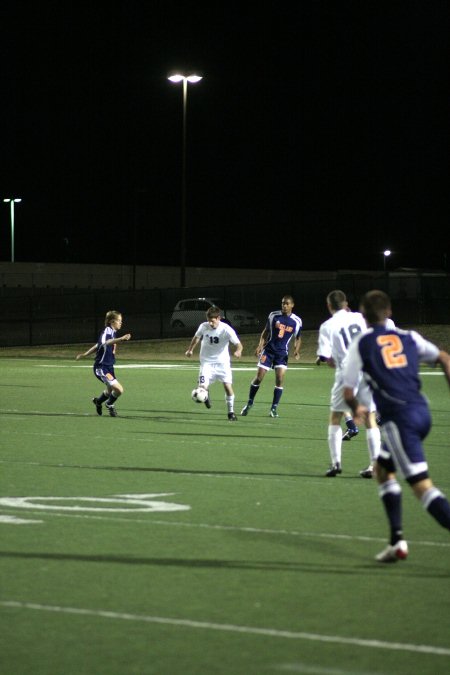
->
[269, 407, 279, 418]
[228, 412, 237, 421]
[92, 397, 102, 416]
[360, 465, 374, 479]
[375, 540, 409, 563]
[325, 463, 342, 477]
[342, 427, 359, 441]
[105, 403, 117, 417]
[240, 401, 253, 416]
[204, 397, 212, 409]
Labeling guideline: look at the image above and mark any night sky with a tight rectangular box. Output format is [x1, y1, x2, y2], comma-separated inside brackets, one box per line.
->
[1, 1, 449, 272]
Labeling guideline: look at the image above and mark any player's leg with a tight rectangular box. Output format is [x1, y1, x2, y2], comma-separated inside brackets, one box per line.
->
[198, 364, 212, 408]
[220, 364, 237, 421]
[356, 385, 381, 478]
[374, 458, 408, 562]
[270, 365, 286, 417]
[396, 401, 450, 527]
[342, 412, 359, 440]
[326, 409, 344, 476]
[105, 377, 124, 417]
[93, 367, 113, 416]
[325, 376, 345, 476]
[224, 382, 237, 421]
[411, 479, 450, 530]
[241, 366, 268, 415]
[376, 408, 433, 561]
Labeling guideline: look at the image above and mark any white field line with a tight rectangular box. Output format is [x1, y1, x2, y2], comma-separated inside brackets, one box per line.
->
[0, 507, 448, 549]
[1, 600, 450, 656]
[35, 363, 313, 371]
[275, 663, 383, 674]
[31, 363, 440, 374]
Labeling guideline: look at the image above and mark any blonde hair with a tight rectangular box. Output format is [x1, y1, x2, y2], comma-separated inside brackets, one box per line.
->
[105, 310, 122, 326]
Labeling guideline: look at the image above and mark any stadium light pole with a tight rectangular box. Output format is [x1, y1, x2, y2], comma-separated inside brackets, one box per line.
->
[3, 198, 22, 262]
[383, 249, 391, 271]
[168, 73, 202, 288]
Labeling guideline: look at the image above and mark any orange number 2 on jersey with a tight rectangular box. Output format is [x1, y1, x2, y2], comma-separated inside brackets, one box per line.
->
[377, 334, 408, 369]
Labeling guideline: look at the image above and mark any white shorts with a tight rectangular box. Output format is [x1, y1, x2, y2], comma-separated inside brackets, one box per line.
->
[330, 370, 376, 413]
[198, 362, 232, 388]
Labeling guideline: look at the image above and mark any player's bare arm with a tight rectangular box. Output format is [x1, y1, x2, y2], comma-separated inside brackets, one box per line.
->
[185, 336, 200, 357]
[437, 350, 450, 388]
[107, 334, 131, 345]
[76, 344, 97, 360]
[233, 342, 243, 358]
[255, 328, 268, 356]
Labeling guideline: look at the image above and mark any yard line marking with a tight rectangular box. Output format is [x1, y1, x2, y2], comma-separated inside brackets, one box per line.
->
[0, 507, 448, 548]
[1, 600, 450, 656]
[0, 515, 43, 524]
[36, 364, 313, 371]
[274, 663, 381, 674]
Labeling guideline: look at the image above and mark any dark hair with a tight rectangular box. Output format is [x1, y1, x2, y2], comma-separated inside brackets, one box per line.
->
[206, 306, 221, 319]
[360, 290, 391, 324]
[326, 290, 347, 311]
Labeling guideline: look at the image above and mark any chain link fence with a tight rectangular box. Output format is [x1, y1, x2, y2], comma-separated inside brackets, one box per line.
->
[1, 272, 448, 347]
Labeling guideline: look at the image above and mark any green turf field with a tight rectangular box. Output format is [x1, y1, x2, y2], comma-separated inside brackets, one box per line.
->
[1, 348, 449, 674]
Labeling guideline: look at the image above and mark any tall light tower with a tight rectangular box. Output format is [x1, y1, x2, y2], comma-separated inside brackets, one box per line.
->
[3, 198, 22, 262]
[168, 73, 202, 288]
[383, 249, 391, 271]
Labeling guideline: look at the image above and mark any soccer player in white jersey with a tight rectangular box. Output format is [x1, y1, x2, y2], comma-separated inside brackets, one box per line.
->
[185, 306, 243, 421]
[317, 314, 360, 441]
[320, 290, 381, 478]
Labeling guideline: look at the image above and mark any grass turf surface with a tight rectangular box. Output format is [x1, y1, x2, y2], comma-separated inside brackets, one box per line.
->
[1, 342, 450, 674]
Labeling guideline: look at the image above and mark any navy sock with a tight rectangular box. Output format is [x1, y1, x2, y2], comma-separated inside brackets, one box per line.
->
[379, 480, 403, 545]
[422, 489, 450, 530]
[346, 418, 358, 432]
[249, 383, 259, 402]
[272, 386, 283, 407]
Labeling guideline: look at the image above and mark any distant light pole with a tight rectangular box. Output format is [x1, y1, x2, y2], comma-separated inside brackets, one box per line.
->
[168, 73, 202, 288]
[383, 249, 391, 271]
[3, 198, 22, 262]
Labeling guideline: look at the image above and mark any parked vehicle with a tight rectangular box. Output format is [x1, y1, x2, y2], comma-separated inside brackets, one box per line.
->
[170, 297, 259, 329]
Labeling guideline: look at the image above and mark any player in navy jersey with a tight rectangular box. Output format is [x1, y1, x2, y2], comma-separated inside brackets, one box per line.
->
[343, 290, 450, 562]
[76, 310, 131, 417]
[241, 295, 302, 418]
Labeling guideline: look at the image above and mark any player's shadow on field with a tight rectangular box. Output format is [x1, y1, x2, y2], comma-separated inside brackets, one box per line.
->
[13, 459, 367, 480]
[84, 464, 372, 480]
[0, 550, 447, 578]
[3, 410, 95, 418]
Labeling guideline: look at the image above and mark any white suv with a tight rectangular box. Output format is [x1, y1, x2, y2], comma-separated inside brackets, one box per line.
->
[170, 297, 259, 329]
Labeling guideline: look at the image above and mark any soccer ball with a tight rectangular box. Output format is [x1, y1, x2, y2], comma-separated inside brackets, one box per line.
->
[192, 387, 208, 403]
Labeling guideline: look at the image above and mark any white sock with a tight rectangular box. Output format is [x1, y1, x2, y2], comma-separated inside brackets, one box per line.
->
[328, 425, 342, 465]
[366, 426, 381, 463]
[226, 395, 235, 413]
